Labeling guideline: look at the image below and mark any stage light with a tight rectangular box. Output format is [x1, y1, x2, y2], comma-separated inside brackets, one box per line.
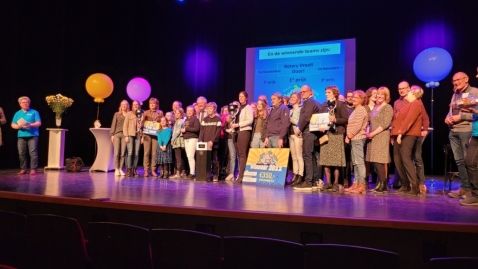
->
[184, 45, 218, 95]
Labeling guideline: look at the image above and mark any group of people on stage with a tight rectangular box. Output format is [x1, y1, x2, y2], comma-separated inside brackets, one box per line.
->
[4, 71, 478, 205]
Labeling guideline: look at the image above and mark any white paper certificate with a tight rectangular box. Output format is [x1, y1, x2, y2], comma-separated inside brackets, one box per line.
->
[17, 118, 27, 126]
[309, 113, 330, 131]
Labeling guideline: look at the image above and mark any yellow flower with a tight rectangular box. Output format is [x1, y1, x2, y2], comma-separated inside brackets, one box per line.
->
[45, 93, 74, 118]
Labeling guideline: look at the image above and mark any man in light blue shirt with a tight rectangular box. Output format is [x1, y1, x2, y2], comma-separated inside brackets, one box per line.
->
[11, 96, 42, 175]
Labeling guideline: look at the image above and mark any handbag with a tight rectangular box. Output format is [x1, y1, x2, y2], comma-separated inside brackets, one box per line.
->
[319, 134, 329, 145]
[65, 157, 84, 172]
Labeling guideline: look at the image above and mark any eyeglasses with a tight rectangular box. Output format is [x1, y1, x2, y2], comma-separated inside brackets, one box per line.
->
[300, 91, 311, 94]
[452, 77, 466, 83]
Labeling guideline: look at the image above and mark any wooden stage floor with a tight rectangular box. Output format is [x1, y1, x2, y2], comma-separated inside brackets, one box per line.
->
[0, 168, 477, 234]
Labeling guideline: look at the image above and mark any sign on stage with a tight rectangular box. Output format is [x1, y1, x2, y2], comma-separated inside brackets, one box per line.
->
[309, 113, 330, 132]
[143, 120, 160, 136]
[243, 148, 290, 188]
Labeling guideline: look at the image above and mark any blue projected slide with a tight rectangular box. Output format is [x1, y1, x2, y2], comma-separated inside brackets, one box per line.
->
[245, 39, 356, 104]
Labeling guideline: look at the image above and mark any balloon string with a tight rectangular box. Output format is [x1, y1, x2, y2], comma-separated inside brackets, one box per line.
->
[97, 103, 100, 120]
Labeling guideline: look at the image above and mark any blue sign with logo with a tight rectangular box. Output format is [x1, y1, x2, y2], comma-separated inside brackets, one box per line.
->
[243, 148, 290, 188]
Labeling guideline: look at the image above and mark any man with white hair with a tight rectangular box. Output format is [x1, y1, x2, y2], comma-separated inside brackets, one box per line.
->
[196, 96, 208, 122]
[11, 96, 42, 175]
[446, 72, 478, 198]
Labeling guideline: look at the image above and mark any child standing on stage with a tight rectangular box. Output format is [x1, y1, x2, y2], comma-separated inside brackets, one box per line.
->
[156, 117, 173, 179]
[199, 102, 222, 181]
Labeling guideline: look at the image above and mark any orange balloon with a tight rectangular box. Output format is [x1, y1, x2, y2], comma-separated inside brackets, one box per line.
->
[85, 73, 114, 103]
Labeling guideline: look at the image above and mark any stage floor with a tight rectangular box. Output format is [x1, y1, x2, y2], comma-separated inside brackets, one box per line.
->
[0, 168, 477, 233]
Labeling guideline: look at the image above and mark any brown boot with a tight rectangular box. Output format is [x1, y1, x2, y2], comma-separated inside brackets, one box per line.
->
[349, 183, 366, 194]
[125, 168, 132, 177]
[345, 182, 357, 192]
[133, 167, 140, 177]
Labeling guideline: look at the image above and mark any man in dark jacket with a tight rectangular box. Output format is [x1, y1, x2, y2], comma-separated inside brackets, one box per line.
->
[199, 102, 222, 181]
[264, 92, 290, 148]
[294, 85, 322, 190]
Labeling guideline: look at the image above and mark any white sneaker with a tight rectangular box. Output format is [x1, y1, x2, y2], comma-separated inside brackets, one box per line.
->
[119, 169, 125, 176]
[225, 174, 234, 181]
[115, 169, 120, 176]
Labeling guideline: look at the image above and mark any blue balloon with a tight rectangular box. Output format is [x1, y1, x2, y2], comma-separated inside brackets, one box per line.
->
[413, 47, 453, 83]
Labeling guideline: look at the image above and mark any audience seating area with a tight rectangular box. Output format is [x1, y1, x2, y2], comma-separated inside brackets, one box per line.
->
[1, 210, 476, 269]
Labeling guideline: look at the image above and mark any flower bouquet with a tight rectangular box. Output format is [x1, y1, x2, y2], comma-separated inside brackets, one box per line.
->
[46, 94, 74, 127]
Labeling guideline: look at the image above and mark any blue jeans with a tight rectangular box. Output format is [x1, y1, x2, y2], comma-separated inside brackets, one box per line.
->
[449, 131, 471, 189]
[268, 136, 280, 148]
[126, 133, 141, 168]
[251, 133, 265, 148]
[228, 138, 236, 175]
[351, 139, 366, 184]
[17, 136, 39, 170]
[465, 136, 478, 197]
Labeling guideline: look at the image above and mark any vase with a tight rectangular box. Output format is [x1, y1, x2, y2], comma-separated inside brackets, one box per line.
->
[56, 118, 62, 128]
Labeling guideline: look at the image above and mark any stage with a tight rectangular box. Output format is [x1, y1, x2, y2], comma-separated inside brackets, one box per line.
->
[0, 168, 477, 231]
[1, 168, 477, 268]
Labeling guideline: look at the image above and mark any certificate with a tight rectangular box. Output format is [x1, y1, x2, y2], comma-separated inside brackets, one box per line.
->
[17, 118, 27, 126]
[143, 120, 160, 136]
[309, 113, 330, 132]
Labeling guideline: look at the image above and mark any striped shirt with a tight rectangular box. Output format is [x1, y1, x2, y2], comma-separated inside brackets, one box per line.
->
[347, 106, 368, 140]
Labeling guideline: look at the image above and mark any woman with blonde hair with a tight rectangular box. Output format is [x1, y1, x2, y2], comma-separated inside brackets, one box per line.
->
[123, 100, 143, 177]
[250, 99, 268, 148]
[344, 90, 369, 193]
[110, 100, 130, 176]
[320, 86, 348, 192]
[391, 86, 423, 196]
[365, 87, 378, 185]
[366, 87, 393, 193]
[181, 105, 200, 179]
[288, 91, 304, 186]
[170, 108, 186, 179]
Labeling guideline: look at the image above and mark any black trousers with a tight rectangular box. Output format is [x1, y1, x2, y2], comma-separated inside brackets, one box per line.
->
[393, 135, 418, 189]
[302, 131, 317, 184]
[233, 131, 251, 179]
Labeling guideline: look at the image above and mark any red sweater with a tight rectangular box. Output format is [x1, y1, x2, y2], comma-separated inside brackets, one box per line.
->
[391, 100, 422, 137]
